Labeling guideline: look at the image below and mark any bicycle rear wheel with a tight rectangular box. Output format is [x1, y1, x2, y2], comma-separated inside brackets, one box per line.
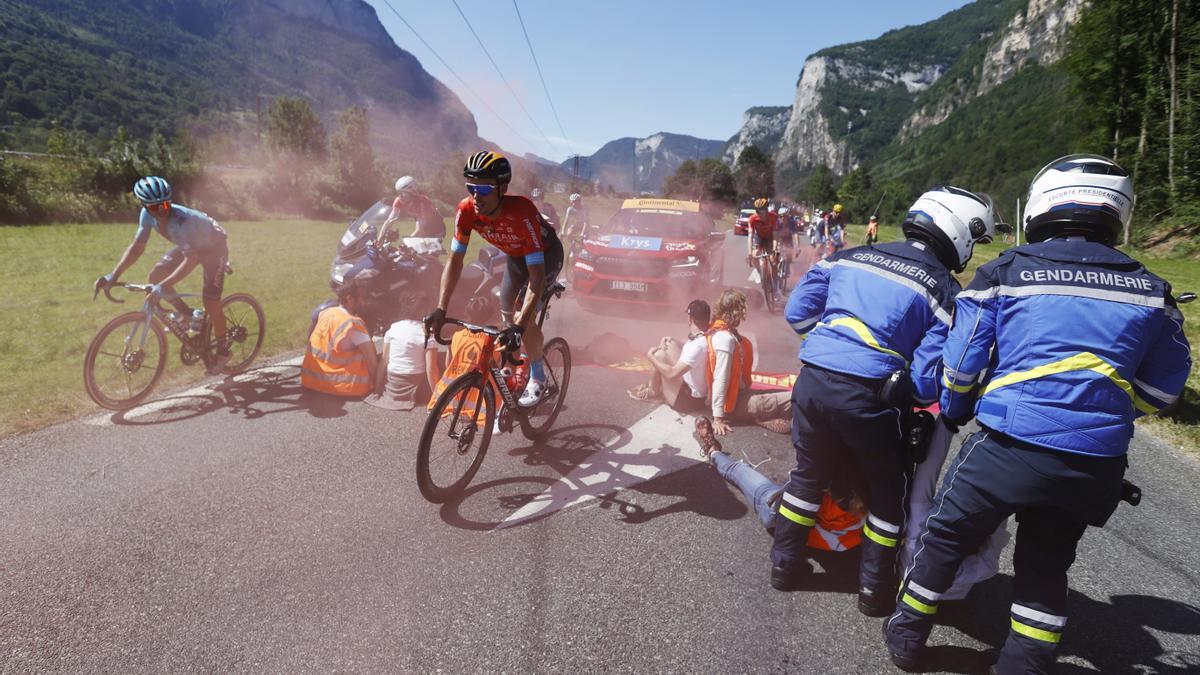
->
[218, 293, 265, 373]
[83, 312, 168, 410]
[416, 372, 495, 503]
[522, 337, 572, 439]
[760, 262, 777, 313]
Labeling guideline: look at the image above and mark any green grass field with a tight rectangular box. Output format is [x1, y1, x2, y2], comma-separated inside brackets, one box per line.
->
[3, 207, 1197, 455]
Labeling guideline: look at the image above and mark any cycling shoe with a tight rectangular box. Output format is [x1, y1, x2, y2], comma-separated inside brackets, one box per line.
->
[518, 378, 545, 407]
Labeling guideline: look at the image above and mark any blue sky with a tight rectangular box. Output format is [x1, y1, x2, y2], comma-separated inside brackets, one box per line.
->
[365, 1, 971, 162]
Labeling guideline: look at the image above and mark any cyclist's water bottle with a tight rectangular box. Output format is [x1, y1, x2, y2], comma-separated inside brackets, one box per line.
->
[501, 364, 529, 393]
[190, 309, 205, 333]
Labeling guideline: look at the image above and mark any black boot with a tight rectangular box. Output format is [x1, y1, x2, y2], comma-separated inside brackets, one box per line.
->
[770, 565, 805, 592]
[858, 585, 897, 617]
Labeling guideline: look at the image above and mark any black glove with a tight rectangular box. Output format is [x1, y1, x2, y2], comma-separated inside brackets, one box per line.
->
[498, 325, 524, 351]
[423, 307, 446, 336]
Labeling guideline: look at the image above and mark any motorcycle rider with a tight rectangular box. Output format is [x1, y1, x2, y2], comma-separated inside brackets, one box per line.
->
[884, 156, 1192, 674]
[529, 186, 560, 227]
[95, 176, 231, 371]
[774, 186, 996, 617]
[385, 176, 446, 240]
[425, 151, 564, 407]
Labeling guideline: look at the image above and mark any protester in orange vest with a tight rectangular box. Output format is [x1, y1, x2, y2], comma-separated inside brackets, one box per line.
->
[694, 416, 865, 550]
[705, 289, 791, 435]
[301, 269, 380, 397]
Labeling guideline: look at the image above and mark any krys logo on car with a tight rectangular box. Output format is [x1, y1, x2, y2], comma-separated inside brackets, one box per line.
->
[610, 235, 662, 251]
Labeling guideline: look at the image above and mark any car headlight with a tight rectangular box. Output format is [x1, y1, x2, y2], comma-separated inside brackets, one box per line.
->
[669, 256, 700, 278]
[578, 248, 595, 262]
[672, 255, 699, 267]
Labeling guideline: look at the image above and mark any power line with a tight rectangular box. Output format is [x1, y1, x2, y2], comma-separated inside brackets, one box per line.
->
[511, 0, 571, 157]
[448, 0, 560, 159]
[374, 0, 542, 154]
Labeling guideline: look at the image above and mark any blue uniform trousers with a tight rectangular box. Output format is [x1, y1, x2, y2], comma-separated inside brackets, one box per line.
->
[771, 364, 910, 593]
[885, 429, 1126, 674]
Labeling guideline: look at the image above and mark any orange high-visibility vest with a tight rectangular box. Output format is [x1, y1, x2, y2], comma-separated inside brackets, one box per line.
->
[429, 329, 500, 426]
[301, 306, 372, 397]
[705, 322, 753, 414]
[808, 494, 865, 551]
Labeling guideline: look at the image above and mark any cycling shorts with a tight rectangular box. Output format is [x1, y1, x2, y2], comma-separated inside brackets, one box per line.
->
[751, 233, 775, 251]
[152, 244, 228, 301]
[501, 227, 563, 315]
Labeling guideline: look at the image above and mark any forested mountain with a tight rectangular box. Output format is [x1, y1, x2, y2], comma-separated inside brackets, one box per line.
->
[0, 0, 479, 163]
[562, 132, 726, 194]
[722, 0, 1198, 242]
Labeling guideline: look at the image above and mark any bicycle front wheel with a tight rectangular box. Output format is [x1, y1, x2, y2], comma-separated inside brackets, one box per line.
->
[83, 312, 168, 410]
[522, 337, 572, 440]
[219, 293, 265, 373]
[416, 372, 495, 503]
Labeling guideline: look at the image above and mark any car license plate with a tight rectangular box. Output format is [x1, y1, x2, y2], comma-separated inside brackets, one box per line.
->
[611, 280, 647, 292]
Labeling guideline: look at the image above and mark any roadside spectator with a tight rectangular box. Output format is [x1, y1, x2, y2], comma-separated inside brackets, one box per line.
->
[365, 292, 441, 411]
[705, 289, 791, 435]
[627, 299, 712, 412]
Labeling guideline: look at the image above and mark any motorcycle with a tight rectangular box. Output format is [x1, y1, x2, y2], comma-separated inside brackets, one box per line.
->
[318, 199, 503, 336]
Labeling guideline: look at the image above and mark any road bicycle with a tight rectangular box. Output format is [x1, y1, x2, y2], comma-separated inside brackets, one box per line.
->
[84, 281, 265, 410]
[751, 249, 783, 313]
[415, 281, 570, 503]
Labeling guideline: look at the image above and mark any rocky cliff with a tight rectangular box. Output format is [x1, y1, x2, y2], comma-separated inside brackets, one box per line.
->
[725, 0, 1084, 192]
[564, 132, 726, 194]
[722, 106, 790, 165]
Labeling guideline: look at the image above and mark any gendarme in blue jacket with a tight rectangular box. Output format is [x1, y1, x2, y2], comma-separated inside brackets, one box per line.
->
[786, 241, 959, 405]
[941, 238, 1192, 457]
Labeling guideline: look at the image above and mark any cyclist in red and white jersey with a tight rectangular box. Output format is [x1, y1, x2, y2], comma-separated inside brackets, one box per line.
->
[425, 151, 564, 407]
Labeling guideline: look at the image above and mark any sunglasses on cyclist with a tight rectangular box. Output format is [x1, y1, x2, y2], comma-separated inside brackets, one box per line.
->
[145, 201, 171, 212]
[465, 183, 496, 197]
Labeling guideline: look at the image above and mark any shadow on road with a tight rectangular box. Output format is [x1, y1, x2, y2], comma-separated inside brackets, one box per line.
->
[108, 364, 355, 426]
[919, 574, 1200, 673]
[435, 421, 748, 531]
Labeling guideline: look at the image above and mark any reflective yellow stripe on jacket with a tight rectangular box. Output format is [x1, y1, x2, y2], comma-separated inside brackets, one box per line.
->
[818, 317, 909, 365]
[983, 351, 1157, 414]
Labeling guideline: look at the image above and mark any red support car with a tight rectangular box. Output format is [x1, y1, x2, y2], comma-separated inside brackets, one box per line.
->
[571, 199, 725, 312]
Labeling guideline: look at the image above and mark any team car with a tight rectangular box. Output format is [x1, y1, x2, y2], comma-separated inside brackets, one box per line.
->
[733, 208, 755, 236]
[572, 198, 725, 311]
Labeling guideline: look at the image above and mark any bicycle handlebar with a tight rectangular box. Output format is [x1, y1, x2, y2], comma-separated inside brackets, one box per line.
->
[425, 318, 523, 365]
[94, 281, 153, 304]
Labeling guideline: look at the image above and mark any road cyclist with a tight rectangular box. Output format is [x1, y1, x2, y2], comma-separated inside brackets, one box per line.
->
[94, 176, 233, 373]
[746, 197, 782, 311]
[385, 175, 446, 240]
[424, 151, 565, 408]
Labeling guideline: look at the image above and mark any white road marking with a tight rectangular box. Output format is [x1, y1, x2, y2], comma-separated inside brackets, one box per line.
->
[83, 356, 303, 427]
[496, 404, 705, 528]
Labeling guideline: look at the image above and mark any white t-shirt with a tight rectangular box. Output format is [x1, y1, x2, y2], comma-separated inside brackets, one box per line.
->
[382, 319, 429, 376]
[678, 335, 709, 399]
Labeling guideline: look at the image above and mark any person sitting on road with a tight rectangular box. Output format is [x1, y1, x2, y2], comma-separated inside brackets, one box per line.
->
[706, 289, 791, 435]
[95, 176, 232, 373]
[530, 187, 560, 226]
[627, 299, 712, 412]
[365, 291, 442, 411]
[386, 176, 447, 240]
[301, 269, 381, 398]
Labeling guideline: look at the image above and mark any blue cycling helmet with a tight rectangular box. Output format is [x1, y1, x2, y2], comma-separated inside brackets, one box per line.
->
[133, 176, 172, 205]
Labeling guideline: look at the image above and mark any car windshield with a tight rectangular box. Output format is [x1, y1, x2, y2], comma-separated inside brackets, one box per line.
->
[338, 199, 392, 260]
[740, 210, 755, 218]
[603, 209, 713, 239]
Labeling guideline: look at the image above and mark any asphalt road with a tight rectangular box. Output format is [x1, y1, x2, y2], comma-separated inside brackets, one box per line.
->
[2, 240, 1199, 673]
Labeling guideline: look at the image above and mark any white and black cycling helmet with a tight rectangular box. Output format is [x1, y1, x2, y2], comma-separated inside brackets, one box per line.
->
[530, 187, 544, 200]
[569, 193, 582, 203]
[394, 175, 416, 193]
[902, 185, 997, 272]
[133, 176, 172, 205]
[1023, 154, 1132, 246]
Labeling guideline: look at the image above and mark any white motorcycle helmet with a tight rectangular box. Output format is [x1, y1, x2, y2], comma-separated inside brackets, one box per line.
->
[902, 185, 996, 272]
[395, 175, 416, 194]
[1023, 154, 1132, 246]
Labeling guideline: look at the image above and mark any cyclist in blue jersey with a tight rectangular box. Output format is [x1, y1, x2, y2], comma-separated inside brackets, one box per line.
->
[94, 176, 231, 370]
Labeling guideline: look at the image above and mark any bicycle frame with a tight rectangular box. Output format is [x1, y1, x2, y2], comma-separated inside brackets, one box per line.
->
[107, 284, 212, 367]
